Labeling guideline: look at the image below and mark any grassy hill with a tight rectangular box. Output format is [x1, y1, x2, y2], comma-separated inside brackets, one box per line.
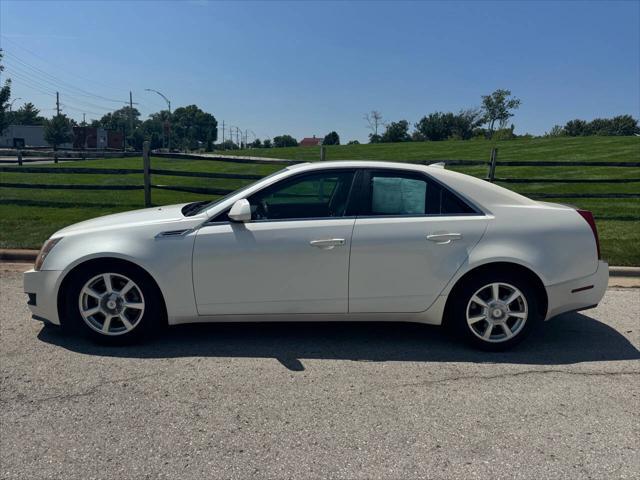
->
[219, 136, 640, 163]
[0, 136, 638, 265]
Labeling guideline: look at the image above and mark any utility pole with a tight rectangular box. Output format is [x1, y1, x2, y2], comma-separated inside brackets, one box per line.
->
[129, 91, 134, 136]
[82, 113, 86, 125]
[145, 89, 171, 151]
[222, 120, 225, 150]
[56, 92, 60, 115]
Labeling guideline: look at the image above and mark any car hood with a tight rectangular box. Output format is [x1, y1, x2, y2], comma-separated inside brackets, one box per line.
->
[54, 203, 195, 236]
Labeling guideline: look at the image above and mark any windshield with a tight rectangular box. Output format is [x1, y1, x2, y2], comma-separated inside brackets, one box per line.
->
[184, 168, 287, 216]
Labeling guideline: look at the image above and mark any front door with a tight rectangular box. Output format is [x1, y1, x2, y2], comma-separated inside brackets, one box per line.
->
[193, 169, 357, 315]
[348, 169, 489, 313]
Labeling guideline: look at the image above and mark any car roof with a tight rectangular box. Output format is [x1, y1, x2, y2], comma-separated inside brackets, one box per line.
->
[287, 160, 431, 172]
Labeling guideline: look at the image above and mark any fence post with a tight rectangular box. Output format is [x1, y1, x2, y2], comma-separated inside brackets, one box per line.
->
[17, 149, 23, 166]
[487, 147, 498, 182]
[143, 141, 151, 207]
[320, 146, 326, 162]
[54, 150, 59, 164]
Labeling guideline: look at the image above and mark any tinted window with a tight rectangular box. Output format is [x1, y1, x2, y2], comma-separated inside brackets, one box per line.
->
[248, 171, 355, 220]
[431, 183, 476, 215]
[365, 170, 475, 216]
[371, 175, 427, 215]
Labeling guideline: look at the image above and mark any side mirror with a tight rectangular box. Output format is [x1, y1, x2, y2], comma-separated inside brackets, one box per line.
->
[228, 199, 252, 222]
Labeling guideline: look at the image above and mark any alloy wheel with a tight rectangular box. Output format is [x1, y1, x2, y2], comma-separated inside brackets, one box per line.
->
[78, 273, 145, 336]
[466, 282, 528, 343]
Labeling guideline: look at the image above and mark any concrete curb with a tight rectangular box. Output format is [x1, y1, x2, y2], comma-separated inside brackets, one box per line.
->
[1, 248, 639, 277]
[609, 266, 640, 277]
[0, 249, 38, 262]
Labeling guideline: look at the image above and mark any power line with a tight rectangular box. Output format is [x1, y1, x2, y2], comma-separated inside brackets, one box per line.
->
[5, 66, 118, 112]
[4, 70, 55, 96]
[1, 35, 127, 94]
[3, 54, 128, 105]
[1, 36, 130, 101]
[5, 70, 129, 115]
[60, 103, 105, 117]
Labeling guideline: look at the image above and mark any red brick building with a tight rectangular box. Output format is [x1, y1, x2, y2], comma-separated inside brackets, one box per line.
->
[299, 135, 322, 147]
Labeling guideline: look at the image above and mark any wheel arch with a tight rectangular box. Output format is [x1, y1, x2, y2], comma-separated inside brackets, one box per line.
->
[56, 256, 168, 327]
[442, 261, 548, 328]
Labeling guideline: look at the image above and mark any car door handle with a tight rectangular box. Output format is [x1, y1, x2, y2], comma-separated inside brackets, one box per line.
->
[426, 233, 463, 244]
[310, 238, 346, 249]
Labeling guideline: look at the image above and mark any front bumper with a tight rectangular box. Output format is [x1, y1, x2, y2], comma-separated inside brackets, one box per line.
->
[23, 269, 64, 325]
[545, 260, 609, 320]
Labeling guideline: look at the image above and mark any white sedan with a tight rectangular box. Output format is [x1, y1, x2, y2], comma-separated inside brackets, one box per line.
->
[24, 161, 608, 350]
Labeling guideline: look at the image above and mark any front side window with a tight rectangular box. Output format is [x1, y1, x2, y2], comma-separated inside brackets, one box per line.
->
[364, 170, 476, 216]
[248, 170, 355, 220]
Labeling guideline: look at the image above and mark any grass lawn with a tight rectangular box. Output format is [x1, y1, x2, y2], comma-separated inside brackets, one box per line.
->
[1, 136, 638, 265]
[219, 135, 640, 163]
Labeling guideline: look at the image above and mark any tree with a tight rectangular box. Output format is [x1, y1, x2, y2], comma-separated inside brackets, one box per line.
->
[0, 49, 12, 136]
[12, 102, 45, 125]
[250, 138, 262, 148]
[263, 138, 272, 148]
[323, 131, 340, 145]
[143, 110, 171, 149]
[218, 139, 238, 150]
[414, 109, 484, 141]
[364, 110, 384, 143]
[414, 112, 451, 141]
[381, 120, 411, 143]
[564, 119, 588, 136]
[481, 89, 521, 137]
[273, 134, 298, 147]
[44, 114, 73, 149]
[95, 106, 142, 148]
[609, 115, 640, 136]
[96, 106, 141, 131]
[563, 115, 639, 137]
[544, 125, 565, 137]
[347, 140, 360, 145]
[171, 104, 218, 151]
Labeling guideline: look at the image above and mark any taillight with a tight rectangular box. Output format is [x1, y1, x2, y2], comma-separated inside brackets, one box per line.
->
[576, 209, 601, 259]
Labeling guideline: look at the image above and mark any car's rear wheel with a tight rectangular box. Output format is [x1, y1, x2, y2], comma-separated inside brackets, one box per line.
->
[63, 263, 161, 343]
[450, 272, 541, 350]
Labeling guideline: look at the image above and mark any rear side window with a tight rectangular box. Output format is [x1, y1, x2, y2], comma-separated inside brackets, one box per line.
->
[364, 170, 475, 216]
[371, 176, 427, 215]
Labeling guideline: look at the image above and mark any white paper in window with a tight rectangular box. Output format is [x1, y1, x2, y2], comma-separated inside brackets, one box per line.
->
[372, 177, 426, 214]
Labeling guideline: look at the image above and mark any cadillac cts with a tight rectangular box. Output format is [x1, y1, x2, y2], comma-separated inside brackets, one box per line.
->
[24, 161, 608, 350]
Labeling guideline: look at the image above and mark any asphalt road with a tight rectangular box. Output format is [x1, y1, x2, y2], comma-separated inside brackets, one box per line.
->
[1, 270, 639, 480]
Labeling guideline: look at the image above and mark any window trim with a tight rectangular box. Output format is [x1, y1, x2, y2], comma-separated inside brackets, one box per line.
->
[203, 166, 484, 226]
[354, 168, 484, 218]
[205, 168, 360, 225]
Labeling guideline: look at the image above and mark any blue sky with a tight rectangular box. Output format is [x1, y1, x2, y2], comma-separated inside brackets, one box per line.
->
[1, 0, 638, 142]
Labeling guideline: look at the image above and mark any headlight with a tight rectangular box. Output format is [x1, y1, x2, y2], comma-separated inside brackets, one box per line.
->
[34, 237, 63, 271]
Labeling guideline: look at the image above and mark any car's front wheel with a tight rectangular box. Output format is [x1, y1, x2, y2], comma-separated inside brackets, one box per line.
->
[450, 272, 541, 350]
[63, 263, 162, 343]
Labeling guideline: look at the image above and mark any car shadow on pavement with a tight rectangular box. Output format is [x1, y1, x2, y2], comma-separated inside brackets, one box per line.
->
[37, 311, 640, 371]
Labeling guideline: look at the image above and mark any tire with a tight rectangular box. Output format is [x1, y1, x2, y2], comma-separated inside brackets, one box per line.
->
[450, 271, 541, 351]
[63, 262, 163, 344]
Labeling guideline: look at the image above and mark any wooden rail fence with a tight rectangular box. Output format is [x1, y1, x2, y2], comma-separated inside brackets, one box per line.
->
[1, 144, 638, 207]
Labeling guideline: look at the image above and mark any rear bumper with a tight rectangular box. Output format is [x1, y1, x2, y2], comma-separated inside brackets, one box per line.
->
[545, 260, 609, 320]
[23, 269, 63, 325]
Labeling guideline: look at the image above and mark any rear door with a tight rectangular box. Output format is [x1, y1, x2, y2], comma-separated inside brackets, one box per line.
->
[348, 169, 489, 313]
